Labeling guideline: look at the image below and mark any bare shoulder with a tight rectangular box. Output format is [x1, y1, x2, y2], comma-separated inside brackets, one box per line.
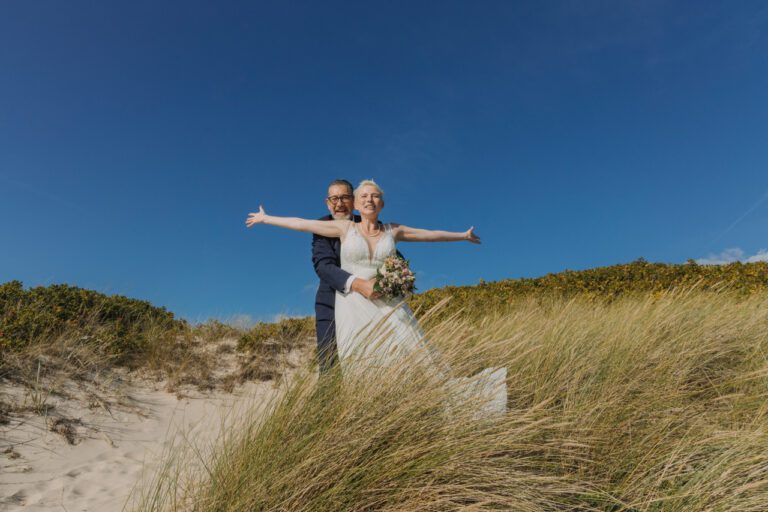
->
[334, 219, 354, 228]
[335, 219, 354, 241]
[387, 223, 406, 239]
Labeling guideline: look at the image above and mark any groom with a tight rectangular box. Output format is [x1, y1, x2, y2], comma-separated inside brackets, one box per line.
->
[312, 179, 379, 374]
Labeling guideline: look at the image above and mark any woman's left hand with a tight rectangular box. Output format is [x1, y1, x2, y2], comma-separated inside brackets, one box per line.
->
[245, 206, 267, 228]
[466, 226, 481, 244]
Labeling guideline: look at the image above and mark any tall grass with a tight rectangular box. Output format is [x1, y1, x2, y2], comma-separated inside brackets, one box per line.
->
[1, 295, 311, 398]
[132, 288, 768, 511]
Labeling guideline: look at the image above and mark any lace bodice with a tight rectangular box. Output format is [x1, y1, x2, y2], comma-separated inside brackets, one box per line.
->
[340, 222, 396, 279]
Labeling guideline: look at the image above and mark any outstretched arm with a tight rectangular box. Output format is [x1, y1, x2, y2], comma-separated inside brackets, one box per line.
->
[246, 206, 348, 238]
[392, 224, 481, 244]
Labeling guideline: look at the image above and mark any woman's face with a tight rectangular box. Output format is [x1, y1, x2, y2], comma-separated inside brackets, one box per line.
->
[355, 185, 384, 217]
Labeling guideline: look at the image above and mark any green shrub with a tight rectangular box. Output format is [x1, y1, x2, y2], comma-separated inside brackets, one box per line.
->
[0, 280, 183, 363]
[237, 317, 315, 353]
[229, 260, 768, 346]
[234, 317, 315, 381]
[408, 259, 768, 321]
[190, 319, 243, 343]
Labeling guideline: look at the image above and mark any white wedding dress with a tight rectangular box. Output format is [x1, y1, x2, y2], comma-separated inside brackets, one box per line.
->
[334, 222, 507, 418]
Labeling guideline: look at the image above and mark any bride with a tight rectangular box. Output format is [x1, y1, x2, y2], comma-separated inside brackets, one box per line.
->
[246, 179, 507, 416]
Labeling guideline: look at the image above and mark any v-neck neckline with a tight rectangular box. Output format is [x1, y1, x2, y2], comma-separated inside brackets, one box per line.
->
[353, 222, 386, 263]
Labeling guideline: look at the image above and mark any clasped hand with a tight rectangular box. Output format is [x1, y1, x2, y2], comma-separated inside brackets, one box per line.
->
[352, 277, 381, 300]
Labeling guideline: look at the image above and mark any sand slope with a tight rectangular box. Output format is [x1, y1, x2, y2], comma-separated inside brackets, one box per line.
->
[1, 348, 309, 511]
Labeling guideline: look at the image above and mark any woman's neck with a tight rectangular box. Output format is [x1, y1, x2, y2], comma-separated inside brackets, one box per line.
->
[358, 215, 380, 233]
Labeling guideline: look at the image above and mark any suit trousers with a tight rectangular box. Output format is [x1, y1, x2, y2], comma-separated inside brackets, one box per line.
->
[315, 303, 338, 374]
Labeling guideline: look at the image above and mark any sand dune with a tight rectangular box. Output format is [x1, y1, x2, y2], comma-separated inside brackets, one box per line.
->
[1, 349, 309, 511]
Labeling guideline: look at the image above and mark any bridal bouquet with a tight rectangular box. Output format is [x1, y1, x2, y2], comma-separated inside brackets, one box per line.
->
[374, 256, 416, 300]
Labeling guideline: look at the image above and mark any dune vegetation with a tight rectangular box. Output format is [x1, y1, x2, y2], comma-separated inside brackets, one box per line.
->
[4, 261, 768, 510]
[3, 259, 767, 382]
[407, 258, 768, 323]
[0, 281, 313, 409]
[131, 262, 768, 511]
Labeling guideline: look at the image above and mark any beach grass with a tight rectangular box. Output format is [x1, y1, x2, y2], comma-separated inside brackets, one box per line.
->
[132, 287, 768, 511]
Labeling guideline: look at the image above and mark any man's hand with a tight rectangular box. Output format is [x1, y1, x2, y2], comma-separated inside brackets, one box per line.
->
[351, 277, 381, 300]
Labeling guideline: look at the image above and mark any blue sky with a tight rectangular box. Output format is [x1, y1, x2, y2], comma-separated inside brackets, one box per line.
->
[1, 1, 767, 323]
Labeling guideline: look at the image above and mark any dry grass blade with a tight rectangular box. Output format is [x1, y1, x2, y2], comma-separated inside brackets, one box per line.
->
[133, 289, 768, 511]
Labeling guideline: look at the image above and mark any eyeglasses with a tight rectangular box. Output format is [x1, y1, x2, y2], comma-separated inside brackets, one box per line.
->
[327, 194, 353, 204]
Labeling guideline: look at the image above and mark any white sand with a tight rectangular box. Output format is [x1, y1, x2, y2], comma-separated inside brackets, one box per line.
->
[1, 348, 311, 511]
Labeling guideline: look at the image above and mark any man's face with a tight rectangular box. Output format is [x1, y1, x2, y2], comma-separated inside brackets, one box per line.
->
[326, 184, 354, 219]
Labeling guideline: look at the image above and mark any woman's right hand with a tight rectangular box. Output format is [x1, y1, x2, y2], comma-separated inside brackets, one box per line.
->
[245, 206, 267, 228]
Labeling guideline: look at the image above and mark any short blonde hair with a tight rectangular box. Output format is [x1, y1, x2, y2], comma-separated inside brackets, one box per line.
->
[354, 179, 385, 200]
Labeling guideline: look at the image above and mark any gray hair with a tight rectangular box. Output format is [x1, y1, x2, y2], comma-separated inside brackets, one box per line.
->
[327, 179, 353, 195]
[354, 179, 385, 200]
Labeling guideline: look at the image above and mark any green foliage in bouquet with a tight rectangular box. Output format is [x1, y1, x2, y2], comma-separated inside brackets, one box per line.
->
[0, 280, 182, 362]
[408, 259, 768, 320]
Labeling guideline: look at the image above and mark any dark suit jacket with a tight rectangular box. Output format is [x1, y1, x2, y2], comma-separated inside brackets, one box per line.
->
[312, 215, 359, 324]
